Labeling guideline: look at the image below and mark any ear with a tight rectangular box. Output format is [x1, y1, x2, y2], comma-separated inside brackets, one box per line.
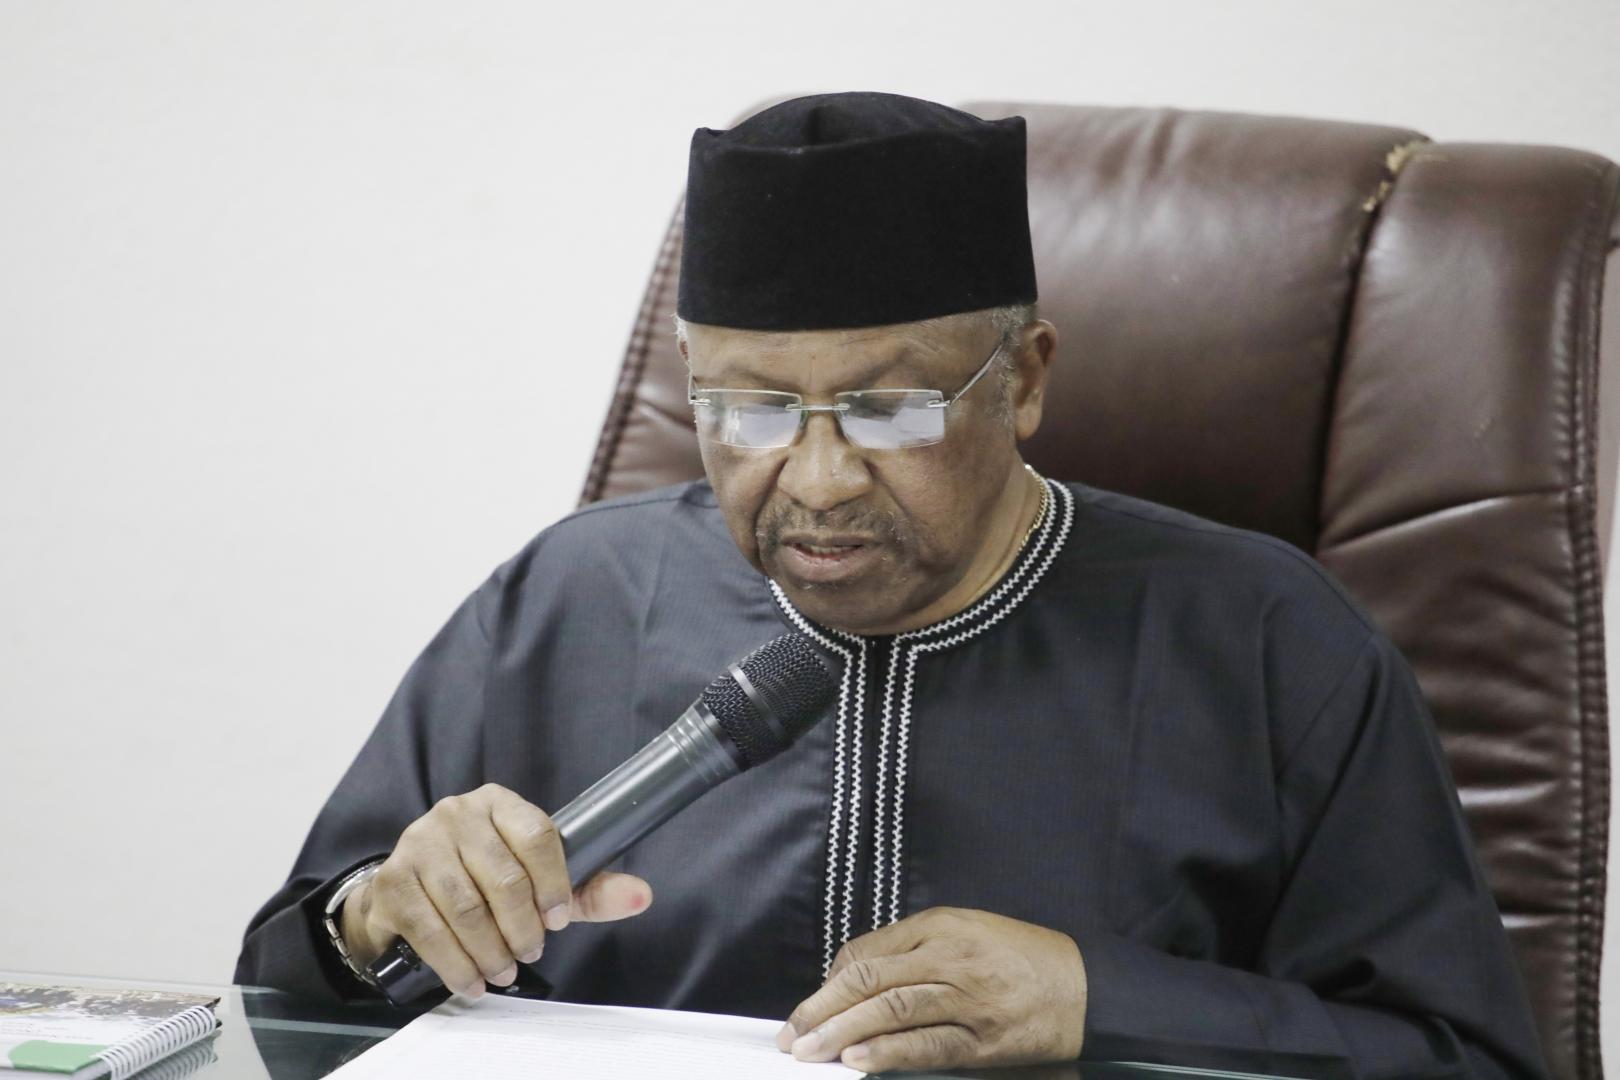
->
[1010, 319, 1058, 442]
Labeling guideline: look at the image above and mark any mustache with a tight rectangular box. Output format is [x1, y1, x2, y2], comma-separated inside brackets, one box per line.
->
[759, 503, 908, 549]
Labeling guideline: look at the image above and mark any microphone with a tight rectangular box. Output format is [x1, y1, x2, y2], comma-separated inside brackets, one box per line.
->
[367, 631, 838, 1005]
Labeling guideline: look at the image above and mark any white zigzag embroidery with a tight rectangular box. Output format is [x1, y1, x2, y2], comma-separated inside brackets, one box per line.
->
[769, 477, 1074, 962]
[768, 581, 863, 977]
[880, 481, 1075, 925]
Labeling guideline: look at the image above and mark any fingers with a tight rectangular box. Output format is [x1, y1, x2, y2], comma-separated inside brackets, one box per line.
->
[418, 850, 523, 991]
[371, 861, 486, 998]
[489, 792, 572, 933]
[488, 788, 650, 930]
[570, 871, 653, 923]
[779, 949, 942, 1051]
[824, 917, 932, 980]
[840, 1024, 978, 1073]
[782, 908, 1088, 1073]
[367, 784, 658, 1000]
[372, 786, 556, 997]
[787, 981, 961, 1064]
[460, 818, 548, 967]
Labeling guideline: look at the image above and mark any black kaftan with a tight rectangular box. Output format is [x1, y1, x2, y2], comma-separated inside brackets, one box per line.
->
[235, 478, 1549, 1079]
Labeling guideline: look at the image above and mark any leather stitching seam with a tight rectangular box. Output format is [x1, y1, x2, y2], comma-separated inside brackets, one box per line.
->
[579, 199, 686, 506]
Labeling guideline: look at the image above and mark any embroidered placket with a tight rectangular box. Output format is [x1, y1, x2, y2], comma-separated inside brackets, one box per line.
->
[771, 478, 1075, 973]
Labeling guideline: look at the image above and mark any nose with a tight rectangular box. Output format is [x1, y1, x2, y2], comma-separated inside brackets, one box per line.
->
[776, 412, 873, 511]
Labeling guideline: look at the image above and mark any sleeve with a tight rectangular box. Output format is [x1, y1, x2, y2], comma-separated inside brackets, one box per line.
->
[232, 577, 497, 1002]
[1074, 631, 1552, 1080]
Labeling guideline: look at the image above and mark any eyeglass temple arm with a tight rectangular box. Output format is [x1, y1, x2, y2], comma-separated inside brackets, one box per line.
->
[932, 339, 1008, 408]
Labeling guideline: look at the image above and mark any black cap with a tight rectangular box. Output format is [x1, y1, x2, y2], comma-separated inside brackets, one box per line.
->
[678, 92, 1038, 331]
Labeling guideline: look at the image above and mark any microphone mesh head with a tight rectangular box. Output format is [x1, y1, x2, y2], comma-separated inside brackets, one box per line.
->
[702, 633, 837, 769]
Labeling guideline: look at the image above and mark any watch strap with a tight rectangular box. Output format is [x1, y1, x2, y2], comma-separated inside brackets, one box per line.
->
[322, 858, 387, 991]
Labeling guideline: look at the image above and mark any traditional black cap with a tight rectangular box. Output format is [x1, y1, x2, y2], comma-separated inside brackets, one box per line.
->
[677, 92, 1037, 331]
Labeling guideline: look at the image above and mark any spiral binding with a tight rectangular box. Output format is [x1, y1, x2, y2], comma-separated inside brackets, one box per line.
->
[91, 1005, 218, 1080]
[117, 1036, 217, 1080]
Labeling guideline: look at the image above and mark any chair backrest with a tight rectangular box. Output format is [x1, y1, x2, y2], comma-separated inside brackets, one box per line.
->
[580, 102, 1620, 1080]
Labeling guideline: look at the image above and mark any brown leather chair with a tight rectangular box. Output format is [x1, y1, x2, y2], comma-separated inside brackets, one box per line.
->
[579, 102, 1620, 1080]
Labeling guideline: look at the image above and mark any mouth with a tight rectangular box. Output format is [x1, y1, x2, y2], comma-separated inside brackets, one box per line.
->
[775, 536, 883, 584]
[789, 541, 866, 559]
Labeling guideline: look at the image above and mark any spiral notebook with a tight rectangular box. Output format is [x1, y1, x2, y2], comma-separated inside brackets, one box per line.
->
[0, 984, 219, 1080]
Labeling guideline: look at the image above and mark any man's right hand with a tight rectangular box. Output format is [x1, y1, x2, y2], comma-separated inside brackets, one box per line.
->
[339, 783, 653, 998]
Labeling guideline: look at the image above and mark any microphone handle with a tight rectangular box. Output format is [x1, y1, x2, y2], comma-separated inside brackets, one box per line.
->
[367, 701, 743, 1004]
[551, 701, 743, 882]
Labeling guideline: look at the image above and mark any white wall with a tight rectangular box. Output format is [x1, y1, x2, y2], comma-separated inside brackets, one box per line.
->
[3, 0, 1618, 1060]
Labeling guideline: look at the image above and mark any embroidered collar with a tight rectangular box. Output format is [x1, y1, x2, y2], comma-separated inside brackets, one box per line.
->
[769, 475, 1074, 652]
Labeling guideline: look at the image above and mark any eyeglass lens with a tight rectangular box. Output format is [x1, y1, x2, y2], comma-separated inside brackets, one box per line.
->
[693, 390, 946, 450]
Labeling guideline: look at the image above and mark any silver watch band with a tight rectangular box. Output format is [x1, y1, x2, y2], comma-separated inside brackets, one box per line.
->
[322, 859, 386, 990]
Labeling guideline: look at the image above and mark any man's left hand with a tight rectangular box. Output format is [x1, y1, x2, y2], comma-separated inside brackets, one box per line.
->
[777, 907, 1088, 1072]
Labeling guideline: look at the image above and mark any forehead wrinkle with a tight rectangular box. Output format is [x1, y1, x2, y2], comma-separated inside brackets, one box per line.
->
[688, 312, 989, 392]
[696, 339, 929, 390]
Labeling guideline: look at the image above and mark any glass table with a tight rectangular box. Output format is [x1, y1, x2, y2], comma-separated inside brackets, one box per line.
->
[1, 971, 1300, 1080]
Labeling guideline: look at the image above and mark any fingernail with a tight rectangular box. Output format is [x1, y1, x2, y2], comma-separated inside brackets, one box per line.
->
[545, 904, 571, 931]
[491, 964, 517, 986]
[459, 982, 485, 999]
[775, 1021, 796, 1051]
[790, 1030, 824, 1060]
[520, 946, 543, 964]
[843, 1043, 870, 1066]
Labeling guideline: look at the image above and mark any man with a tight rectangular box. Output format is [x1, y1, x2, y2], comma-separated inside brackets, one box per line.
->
[237, 92, 1550, 1079]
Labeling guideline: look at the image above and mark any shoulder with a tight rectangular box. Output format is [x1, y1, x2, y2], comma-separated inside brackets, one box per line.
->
[1060, 480, 1377, 642]
[543, 480, 717, 546]
[463, 480, 724, 615]
[1057, 482, 1387, 764]
[529, 478, 717, 554]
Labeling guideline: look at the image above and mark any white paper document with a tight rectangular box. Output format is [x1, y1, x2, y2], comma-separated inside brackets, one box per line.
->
[324, 995, 858, 1079]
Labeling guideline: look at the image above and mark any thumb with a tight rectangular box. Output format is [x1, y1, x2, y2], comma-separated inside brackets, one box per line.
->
[570, 871, 653, 923]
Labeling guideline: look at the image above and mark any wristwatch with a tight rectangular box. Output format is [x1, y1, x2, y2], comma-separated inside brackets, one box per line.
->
[322, 859, 387, 990]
